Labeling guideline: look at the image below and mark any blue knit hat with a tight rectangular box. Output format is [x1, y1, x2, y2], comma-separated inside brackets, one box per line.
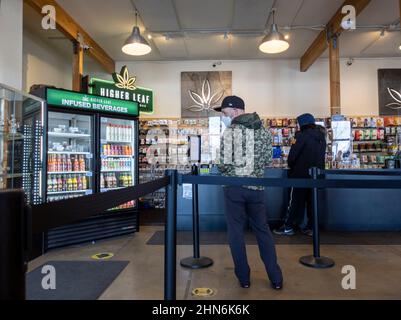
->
[297, 113, 316, 127]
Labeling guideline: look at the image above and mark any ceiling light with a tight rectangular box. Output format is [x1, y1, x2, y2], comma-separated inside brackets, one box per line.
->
[284, 34, 290, 40]
[398, 44, 401, 51]
[259, 9, 289, 54]
[147, 34, 152, 40]
[122, 10, 151, 56]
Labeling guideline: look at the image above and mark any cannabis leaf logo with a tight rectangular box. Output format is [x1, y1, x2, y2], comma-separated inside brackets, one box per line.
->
[386, 88, 401, 110]
[187, 79, 225, 112]
[113, 66, 136, 90]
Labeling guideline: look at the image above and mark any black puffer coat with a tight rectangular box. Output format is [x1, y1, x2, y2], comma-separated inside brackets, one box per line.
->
[287, 126, 326, 178]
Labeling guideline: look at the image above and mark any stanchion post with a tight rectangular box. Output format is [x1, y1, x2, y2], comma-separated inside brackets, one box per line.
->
[193, 181, 200, 259]
[164, 170, 178, 300]
[180, 165, 213, 269]
[312, 167, 320, 258]
[299, 167, 335, 269]
[0, 190, 26, 300]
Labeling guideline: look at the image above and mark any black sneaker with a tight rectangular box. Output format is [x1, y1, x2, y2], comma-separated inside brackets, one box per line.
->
[271, 281, 283, 290]
[273, 225, 295, 236]
[239, 282, 251, 289]
[301, 228, 313, 237]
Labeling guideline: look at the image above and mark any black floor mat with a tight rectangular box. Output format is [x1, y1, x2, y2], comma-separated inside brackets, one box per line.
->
[147, 231, 401, 246]
[26, 261, 129, 300]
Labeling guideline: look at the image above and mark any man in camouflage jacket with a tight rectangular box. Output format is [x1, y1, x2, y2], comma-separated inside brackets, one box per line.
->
[215, 96, 283, 290]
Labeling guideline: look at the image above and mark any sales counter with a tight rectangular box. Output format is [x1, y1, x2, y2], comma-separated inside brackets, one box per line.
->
[176, 169, 401, 232]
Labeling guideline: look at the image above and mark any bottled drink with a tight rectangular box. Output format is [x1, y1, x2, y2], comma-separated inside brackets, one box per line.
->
[51, 176, 56, 192]
[127, 125, 131, 141]
[106, 123, 110, 141]
[67, 175, 72, 191]
[73, 156, 80, 171]
[110, 124, 115, 141]
[79, 155, 85, 171]
[82, 175, 87, 190]
[62, 175, 67, 191]
[67, 155, 72, 172]
[72, 175, 77, 191]
[121, 125, 126, 141]
[48, 156, 52, 172]
[116, 125, 121, 141]
[77, 175, 82, 190]
[100, 173, 105, 189]
[48, 176, 53, 192]
[57, 175, 62, 191]
[112, 173, 117, 188]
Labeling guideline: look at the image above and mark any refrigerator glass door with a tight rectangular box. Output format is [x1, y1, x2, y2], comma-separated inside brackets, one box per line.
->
[100, 117, 136, 210]
[47, 111, 93, 202]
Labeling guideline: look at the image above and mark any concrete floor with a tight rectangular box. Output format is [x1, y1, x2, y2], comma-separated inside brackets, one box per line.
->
[29, 226, 401, 300]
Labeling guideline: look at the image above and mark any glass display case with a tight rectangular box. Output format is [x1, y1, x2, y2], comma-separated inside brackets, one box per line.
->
[0, 83, 44, 204]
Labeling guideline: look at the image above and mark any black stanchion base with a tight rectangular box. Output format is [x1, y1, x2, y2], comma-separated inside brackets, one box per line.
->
[180, 257, 214, 269]
[299, 255, 335, 269]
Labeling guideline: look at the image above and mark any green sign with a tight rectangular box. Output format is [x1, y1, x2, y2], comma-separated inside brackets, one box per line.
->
[89, 66, 154, 114]
[46, 88, 139, 117]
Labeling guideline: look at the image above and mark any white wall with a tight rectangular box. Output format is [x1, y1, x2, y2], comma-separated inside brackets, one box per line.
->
[23, 29, 72, 92]
[341, 58, 401, 116]
[117, 57, 401, 118]
[23, 29, 110, 93]
[0, 0, 23, 90]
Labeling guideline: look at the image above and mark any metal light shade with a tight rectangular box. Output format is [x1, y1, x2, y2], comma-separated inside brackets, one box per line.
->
[122, 26, 152, 56]
[259, 23, 289, 54]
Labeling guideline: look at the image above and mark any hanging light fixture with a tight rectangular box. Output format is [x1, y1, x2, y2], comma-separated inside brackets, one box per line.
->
[122, 10, 152, 56]
[259, 9, 289, 54]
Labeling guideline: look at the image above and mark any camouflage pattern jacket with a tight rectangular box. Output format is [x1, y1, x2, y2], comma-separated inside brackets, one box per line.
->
[217, 112, 273, 190]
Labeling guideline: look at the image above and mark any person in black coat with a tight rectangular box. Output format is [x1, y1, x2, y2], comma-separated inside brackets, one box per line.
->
[274, 113, 326, 237]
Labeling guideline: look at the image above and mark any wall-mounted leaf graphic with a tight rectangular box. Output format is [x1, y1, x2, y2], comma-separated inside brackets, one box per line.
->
[113, 66, 137, 90]
[209, 90, 225, 109]
[202, 80, 211, 103]
[186, 79, 225, 112]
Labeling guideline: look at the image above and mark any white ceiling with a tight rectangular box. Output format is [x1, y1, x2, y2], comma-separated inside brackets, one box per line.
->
[24, 0, 401, 62]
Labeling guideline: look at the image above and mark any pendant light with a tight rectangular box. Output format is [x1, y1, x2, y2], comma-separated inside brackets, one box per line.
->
[122, 10, 152, 56]
[259, 9, 289, 54]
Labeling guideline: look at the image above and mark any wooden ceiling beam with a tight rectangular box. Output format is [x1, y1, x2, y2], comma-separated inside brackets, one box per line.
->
[25, 0, 115, 74]
[300, 0, 371, 72]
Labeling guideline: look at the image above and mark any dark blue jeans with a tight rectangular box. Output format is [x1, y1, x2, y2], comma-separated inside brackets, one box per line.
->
[223, 186, 283, 284]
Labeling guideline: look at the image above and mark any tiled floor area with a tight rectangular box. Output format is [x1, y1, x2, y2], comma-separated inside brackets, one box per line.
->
[29, 226, 401, 300]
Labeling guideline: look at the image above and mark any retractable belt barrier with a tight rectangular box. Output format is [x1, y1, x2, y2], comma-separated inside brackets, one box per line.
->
[2, 168, 401, 301]
[0, 174, 176, 301]
[31, 177, 170, 234]
[178, 168, 401, 269]
[180, 173, 401, 189]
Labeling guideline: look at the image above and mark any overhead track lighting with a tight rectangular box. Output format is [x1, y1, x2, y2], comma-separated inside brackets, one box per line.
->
[122, 10, 152, 56]
[259, 9, 290, 54]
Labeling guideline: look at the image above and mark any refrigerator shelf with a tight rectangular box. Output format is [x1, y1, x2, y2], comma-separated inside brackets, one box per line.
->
[101, 139, 132, 144]
[101, 155, 133, 158]
[48, 151, 92, 155]
[101, 187, 126, 192]
[101, 169, 131, 173]
[47, 189, 90, 195]
[48, 132, 91, 139]
[48, 171, 91, 175]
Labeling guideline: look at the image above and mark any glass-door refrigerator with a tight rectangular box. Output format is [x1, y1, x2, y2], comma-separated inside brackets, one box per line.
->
[31, 87, 139, 252]
[99, 116, 137, 211]
[46, 111, 94, 203]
